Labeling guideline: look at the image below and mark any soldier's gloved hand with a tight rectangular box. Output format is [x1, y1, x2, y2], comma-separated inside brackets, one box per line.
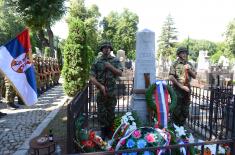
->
[181, 85, 190, 92]
[184, 64, 191, 70]
[104, 62, 113, 69]
[100, 85, 107, 96]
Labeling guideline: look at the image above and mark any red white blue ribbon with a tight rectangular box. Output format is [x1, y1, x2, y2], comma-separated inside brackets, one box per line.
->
[154, 80, 169, 128]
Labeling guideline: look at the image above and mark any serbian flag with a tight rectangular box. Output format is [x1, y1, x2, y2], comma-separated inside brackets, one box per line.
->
[154, 80, 169, 128]
[0, 29, 38, 106]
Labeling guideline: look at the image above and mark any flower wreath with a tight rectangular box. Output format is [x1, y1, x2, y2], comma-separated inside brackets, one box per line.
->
[145, 82, 177, 118]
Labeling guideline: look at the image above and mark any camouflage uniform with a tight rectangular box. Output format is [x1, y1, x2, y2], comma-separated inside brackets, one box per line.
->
[169, 58, 195, 126]
[0, 72, 5, 102]
[33, 54, 41, 94]
[4, 78, 16, 104]
[54, 59, 60, 84]
[90, 54, 123, 129]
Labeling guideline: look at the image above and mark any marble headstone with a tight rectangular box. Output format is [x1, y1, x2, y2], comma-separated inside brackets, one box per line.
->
[130, 29, 156, 122]
[197, 50, 210, 71]
[117, 50, 126, 68]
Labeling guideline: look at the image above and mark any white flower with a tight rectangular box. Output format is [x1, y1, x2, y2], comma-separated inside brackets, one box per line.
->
[128, 116, 135, 121]
[122, 116, 127, 120]
[121, 116, 128, 124]
[218, 146, 226, 154]
[188, 133, 195, 143]
[132, 122, 136, 126]
[173, 124, 186, 137]
[129, 125, 137, 131]
[126, 112, 132, 116]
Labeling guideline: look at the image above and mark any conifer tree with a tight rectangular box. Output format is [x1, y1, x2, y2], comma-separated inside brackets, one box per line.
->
[62, 19, 89, 96]
[157, 14, 178, 60]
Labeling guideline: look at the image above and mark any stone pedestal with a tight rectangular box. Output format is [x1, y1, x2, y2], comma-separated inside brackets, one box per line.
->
[130, 29, 156, 123]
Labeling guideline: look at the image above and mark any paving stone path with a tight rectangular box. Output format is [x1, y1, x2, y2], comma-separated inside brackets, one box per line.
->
[0, 83, 67, 155]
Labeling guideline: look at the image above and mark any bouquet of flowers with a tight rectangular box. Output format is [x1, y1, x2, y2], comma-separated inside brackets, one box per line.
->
[194, 140, 231, 155]
[115, 127, 171, 155]
[78, 129, 107, 152]
[109, 112, 172, 154]
[110, 112, 138, 150]
[75, 115, 107, 152]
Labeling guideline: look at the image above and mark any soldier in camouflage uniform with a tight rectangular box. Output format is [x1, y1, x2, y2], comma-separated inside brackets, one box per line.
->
[169, 47, 197, 126]
[54, 59, 60, 84]
[33, 54, 41, 95]
[39, 56, 46, 92]
[4, 78, 19, 109]
[0, 72, 4, 102]
[0, 72, 7, 117]
[90, 42, 123, 139]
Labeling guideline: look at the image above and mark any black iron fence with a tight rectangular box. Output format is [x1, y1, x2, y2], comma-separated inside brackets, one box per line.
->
[67, 79, 235, 154]
[188, 85, 235, 140]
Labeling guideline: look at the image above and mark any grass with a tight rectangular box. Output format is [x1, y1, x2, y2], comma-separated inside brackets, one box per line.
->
[39, 101, 68, 154]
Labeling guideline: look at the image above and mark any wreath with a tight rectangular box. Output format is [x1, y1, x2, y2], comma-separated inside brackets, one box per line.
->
[145, 83, 177, 116]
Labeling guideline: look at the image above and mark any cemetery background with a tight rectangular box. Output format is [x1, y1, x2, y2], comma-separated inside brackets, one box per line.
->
[66, 30, 234, 154]
[1, 0, 235, 154]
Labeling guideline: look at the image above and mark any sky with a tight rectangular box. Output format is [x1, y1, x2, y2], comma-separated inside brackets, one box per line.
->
[52, 0, 235, 42]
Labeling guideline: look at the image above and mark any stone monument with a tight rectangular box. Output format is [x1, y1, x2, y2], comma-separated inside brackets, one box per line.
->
[117, 50, 126, 68]
[197, 50, 210, 85]
[130, 29, 156, 122]
[197, 50, 210, 71]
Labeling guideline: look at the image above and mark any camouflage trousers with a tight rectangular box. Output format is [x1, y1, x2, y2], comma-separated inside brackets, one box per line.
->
[171, 88, 191, 126]
[0, 77, 5, 99]
[97, 92, 117, 128]
[5, 80, 16, 103]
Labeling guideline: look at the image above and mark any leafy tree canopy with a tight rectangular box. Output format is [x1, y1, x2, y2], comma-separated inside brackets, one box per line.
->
[100, 9, 139, 59]
[224, 18, 235, 56]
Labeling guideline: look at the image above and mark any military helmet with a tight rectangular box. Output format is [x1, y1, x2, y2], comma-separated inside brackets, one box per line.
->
[176, 46, 189, 55]
[100, 41, 113, 51]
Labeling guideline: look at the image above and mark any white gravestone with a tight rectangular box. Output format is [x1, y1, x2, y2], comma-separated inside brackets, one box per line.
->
[197, 50, 210, 71]
[117, 50, 126, 68]
[218, 55, 229, 67]
[130, 29, 156, 122]
[197, 50, 210, 84]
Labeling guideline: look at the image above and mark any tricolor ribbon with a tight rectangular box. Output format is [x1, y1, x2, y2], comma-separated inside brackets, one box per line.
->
[154, 80, 169, 128]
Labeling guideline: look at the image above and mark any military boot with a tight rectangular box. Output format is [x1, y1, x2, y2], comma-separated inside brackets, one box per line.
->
[8, 102, 19, 109]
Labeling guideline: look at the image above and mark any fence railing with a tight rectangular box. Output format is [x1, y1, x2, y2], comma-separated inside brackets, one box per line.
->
[67, 86, 88, 154]
[67, 79, 235, 154]
[187, 85, 235, 140]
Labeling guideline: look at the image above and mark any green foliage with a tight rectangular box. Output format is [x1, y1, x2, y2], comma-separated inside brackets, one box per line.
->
[224, 19, 235, 56]
[67, 0, 98, 62]
[62, 19, 91, 96]
[209, 42, 233, 64]
[61, 0, 100, 96]
[0, 0, 25, 45]
[6, 0, 66, 30]
[6, 0, 66, 57]
[210, 50, 223, 64]
[44, 47, 51, 57]
[178, 38, 218, 61]
[100, 9, 139, 59]
[157, 14, 178, 61]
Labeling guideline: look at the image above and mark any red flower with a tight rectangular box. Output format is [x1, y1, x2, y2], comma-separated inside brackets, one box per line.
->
[85, 140, 95, 148]
[108, 147, 114, 152]
[145, 133, 155, 143]
[120, 139, 126, 145]
[81, 140, 86, 145]
[89, 131, 96, 140]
